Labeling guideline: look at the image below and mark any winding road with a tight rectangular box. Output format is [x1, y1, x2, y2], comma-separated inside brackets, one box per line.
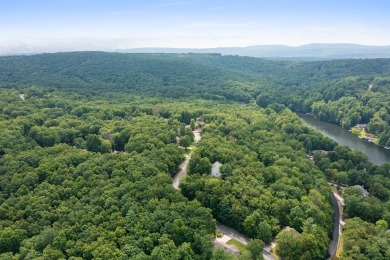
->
[172, 154, 191, 190]
[171, 129, 275, 259]
[216, 223, 250, 245]
[172, 130, 201, 190]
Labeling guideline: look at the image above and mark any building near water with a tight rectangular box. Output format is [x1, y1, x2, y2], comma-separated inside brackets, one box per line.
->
[356, 124, 367, 131]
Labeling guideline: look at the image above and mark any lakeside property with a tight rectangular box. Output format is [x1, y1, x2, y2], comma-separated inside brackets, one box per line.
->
[298, 113, 390, 165]
[350, 124, 385, 146]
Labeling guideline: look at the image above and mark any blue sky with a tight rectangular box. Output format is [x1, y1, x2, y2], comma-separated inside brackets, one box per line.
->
[1, 0, 389, 53]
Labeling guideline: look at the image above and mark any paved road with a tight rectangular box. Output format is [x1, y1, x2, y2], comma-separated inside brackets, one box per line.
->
[172, 129, 201, 189]
[173, 130, 275, 259]
[172, 154, 191, 189]
[333, 192, 345, 205]
[216, 223, 250, 245]
[328, 192, 341, 259]
[216, 223, 276, 260]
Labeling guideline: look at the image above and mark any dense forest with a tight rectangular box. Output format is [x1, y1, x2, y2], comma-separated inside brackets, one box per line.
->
[181, 106, 335, 259]
[0, 53, 389, 146]
[1, 52, 390, 259]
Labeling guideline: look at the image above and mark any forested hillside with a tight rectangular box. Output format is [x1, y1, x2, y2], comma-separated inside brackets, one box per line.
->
[181, 107, 335, 259]
[0, 86, 336, 259]
[1, 52, 390, 259]
[0, 52, 389, 145]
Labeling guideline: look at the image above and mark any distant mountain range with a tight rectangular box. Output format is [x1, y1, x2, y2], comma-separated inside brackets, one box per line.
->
[120, 43, 390, 60]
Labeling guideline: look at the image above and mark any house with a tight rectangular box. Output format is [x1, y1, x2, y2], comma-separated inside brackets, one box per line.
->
[353, 185, 370, 196]
[211, 161, 222, 177]
[356, 124, 367, 131]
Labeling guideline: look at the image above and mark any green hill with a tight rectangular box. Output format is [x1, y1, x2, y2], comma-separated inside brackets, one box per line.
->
[1, 52, 390, 259]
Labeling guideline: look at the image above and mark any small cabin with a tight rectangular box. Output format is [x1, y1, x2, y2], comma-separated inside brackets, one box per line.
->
[353, 185, 370, 196]
[356, 124, 367, 131]
[211, 161, 222, 177]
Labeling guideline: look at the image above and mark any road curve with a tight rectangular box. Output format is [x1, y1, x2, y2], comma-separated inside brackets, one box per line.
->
[216, 223, 276, 260]
[172, 129, 200, 189]
[172, 154, 191, 189]
[216, 223, 250, 245]
[172, 130, 275, 259]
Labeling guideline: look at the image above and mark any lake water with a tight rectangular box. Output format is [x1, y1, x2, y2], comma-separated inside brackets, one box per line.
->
[297, 113, 390, 165]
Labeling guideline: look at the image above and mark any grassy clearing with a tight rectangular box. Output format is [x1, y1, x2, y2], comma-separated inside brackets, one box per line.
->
[227, 239, 247, 252]
[351, 127, 379, 145]
[351, 127, 365, 137]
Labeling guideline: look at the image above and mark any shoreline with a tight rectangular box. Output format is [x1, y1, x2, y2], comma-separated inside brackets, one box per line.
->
[305, 112, 389, 150]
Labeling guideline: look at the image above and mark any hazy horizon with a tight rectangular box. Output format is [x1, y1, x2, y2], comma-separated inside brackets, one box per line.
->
[1, 0, 390, 54]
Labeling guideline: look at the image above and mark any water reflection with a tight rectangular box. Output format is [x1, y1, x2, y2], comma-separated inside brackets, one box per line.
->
[298, 113, 390, 165]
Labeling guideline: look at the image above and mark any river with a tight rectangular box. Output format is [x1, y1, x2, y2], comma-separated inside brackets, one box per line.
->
[297, 113, 390, 165]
